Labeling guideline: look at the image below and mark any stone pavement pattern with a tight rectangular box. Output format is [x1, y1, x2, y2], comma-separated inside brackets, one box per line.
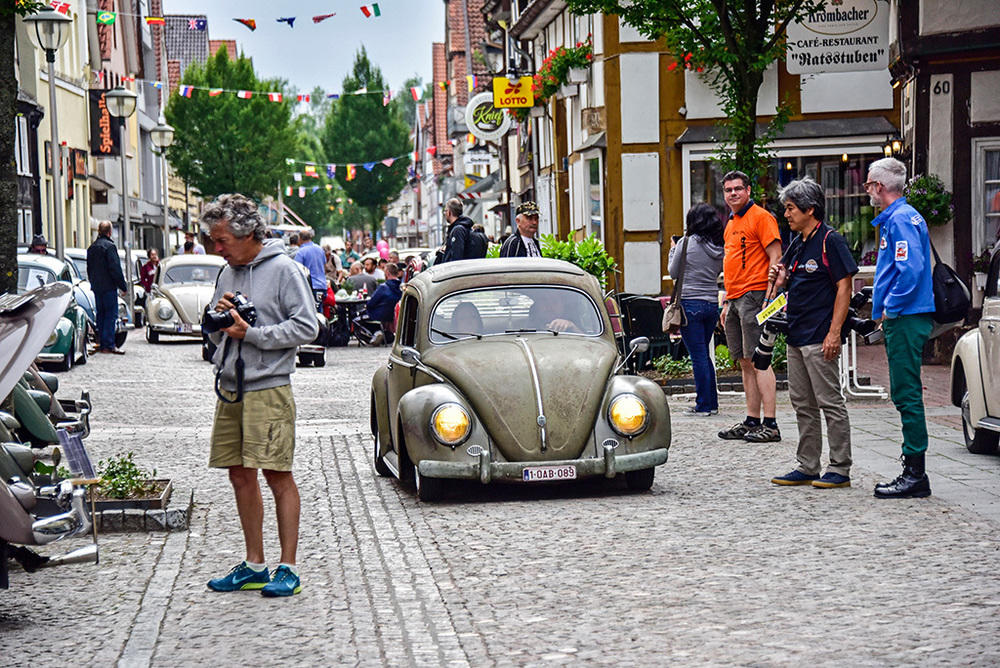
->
[2, 336, 999, 666]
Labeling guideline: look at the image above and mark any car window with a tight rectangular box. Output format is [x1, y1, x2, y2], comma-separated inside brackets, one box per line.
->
[59, 265, 72, 282]
[69, 257, 88, 280]
[163, 264, 218, 285]
[428, 286, 603, 343]
[17, 265, 56, 293]
[399, 295, 419, 347]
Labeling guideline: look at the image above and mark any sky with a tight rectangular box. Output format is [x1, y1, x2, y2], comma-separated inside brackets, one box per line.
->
[163, 1, 445, 96]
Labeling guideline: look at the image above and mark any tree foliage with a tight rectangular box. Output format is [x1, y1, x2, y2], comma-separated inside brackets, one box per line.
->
[164, 48, 298, 199]
[565, 0, 823, 181]
[321, 48, 411, 229]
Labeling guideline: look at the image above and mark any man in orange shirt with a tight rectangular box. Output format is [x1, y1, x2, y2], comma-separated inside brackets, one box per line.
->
[718, 171, 783, 442]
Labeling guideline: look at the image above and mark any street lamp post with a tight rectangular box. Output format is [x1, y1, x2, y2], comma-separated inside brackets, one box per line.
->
[104, 86, 139, 321]
[23, 9, 72, 261]
[151, 119, 175, 257]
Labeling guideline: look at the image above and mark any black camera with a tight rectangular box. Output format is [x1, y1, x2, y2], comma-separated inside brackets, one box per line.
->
[751, 287, 881, 371]
[202, 292, 257, 334]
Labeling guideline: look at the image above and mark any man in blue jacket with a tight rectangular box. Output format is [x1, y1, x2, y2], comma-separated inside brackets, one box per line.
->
[86, 221, 127, 354]
[866, 157, 936, 499]
[366, 262, 402, 345]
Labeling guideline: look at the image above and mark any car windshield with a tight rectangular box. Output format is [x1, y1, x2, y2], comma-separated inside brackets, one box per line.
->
[17, 265, 57, 294]
[428, 286, 603, 343]
[163, 264, 218, 285]
[69, 257, 88, 280]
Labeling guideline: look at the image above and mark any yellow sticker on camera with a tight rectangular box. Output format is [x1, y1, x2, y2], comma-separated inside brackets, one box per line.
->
[755, 293, 787, 325]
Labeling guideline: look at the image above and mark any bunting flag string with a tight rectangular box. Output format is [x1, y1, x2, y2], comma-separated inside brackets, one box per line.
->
[282, 152, 410, 173]
[312, 13, 336, 23]
[277, 17, 295, 28]
[233, 18, 257, 31]
[150, 78, 396, 101]
[49, 2, 70, 15]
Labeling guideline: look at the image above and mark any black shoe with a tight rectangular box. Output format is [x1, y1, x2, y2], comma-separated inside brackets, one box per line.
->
[874, 454, 931, 499]
[744, 424, 781, 443]
[718, 422, 751, 440]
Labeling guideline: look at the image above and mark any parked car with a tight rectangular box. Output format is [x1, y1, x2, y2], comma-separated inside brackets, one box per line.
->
[16, 254, 91, 371]
[145, 254, 225, 343]
[369, 258, 671, 501]
[951, 241, 1000, 454]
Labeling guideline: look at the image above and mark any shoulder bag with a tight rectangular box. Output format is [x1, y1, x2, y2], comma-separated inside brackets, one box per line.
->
[929, 238, 971, 324]
[662, 237, 689, 333]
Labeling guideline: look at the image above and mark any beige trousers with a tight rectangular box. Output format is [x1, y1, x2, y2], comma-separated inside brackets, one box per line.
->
[786, 343, 852, 476]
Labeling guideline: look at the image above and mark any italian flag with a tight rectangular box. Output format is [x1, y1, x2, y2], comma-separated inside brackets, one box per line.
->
[268, 92, 282, 102]
[208, 88, 223, 97]
[360, 4, 380, 18]
[237, 90, 253, 99]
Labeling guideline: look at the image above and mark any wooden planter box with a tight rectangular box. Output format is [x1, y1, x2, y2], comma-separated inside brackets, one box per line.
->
[92, 479, 173, 512]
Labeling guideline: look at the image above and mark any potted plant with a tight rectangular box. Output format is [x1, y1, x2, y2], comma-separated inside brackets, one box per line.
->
[904, 174, 954, 227]
[94, 452, 172, 511]
[532, 37, 593, 103]
[972, 249, 991, 307]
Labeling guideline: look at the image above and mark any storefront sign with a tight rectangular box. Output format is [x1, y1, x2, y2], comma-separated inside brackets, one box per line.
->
[492, 76, 534, 108]
[465, 150, 492, 166]
[89, 89, 120, 156]
[786, 0, 889, 74]
[465, 92, 512, 142]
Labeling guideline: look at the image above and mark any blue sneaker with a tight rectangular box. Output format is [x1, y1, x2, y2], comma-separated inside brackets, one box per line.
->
[261, 565, 302, 597]
[812, 472, 851, 488]
[770, 470, 820, 486]
[208, 562, 270, 592]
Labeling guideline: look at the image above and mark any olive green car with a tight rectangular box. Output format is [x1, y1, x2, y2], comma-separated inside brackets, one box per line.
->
[370, 258, 671, 501]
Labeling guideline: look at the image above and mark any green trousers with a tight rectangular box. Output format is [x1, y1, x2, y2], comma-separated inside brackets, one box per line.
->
[883, 314, 933, 455]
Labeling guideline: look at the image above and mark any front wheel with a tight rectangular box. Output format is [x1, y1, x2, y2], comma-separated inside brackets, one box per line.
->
[625, 467, 655, 491]
[415, 466, 444, 501]
[961, 392, 999, 455]
[372, 424, 391, 477]
[59, 348, 73, 373]
[145, 327, 159, 344]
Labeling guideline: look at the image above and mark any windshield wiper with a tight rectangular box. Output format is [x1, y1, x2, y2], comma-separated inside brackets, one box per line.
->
[432, 327, 481, 340]
[430, 327, 457, 340]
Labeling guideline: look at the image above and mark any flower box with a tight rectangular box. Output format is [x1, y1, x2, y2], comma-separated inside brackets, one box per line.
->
[567, 67, 588, 84]
[92, 478, 173, 511]
[529, 105, 545, 118]
[557, 83, 578, 99]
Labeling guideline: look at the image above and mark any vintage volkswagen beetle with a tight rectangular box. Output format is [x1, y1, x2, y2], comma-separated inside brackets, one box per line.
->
[370, 258, 671, 500]
[145, 254, 225, 343]
[16, 255, 90, 371]
[951, 240, 1000, 454]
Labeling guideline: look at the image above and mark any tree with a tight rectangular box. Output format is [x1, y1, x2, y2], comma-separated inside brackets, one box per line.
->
[321, 48, 412, 229]
[1, 1, 46, 295]
[164, 47, 299, 199]
[398, 75, 424, 129]
[565, 0, 823, 181]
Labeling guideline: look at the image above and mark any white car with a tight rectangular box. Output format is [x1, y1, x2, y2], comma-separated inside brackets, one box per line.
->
[951, 241, 1000, 454]
[145, 254, 225, 343]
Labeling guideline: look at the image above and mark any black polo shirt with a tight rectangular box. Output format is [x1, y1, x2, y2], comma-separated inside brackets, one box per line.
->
[782, 222, 858, 348]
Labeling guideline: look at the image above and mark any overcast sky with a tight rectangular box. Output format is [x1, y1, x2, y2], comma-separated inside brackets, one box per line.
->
[163, 1, 445, 95]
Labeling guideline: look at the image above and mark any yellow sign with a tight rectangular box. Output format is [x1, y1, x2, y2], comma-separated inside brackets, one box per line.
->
[492, 77, 534, 108]
[755, 293, 788, 325]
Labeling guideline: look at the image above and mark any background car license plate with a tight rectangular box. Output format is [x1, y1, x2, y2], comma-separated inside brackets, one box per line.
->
[176, 324, 192, 333]
[522, 465, 577, 482]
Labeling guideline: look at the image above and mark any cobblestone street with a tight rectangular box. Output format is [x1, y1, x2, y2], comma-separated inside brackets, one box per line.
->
[3, 336, 1000, 667]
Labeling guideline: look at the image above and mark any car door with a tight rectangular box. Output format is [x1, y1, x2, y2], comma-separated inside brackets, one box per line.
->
[387, 293, 420, 450]
[980, 250, 1000, 417]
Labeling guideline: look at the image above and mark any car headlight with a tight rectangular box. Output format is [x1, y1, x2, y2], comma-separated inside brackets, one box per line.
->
[608, 394, 648, 437]
[157, 304, 174, 321]
[45, 330, 59, 347]
[118, 302, 127, 319]
[430, 403, 471, 446]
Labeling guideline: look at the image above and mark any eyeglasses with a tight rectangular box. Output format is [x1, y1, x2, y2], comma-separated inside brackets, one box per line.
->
[863, 180, 881, 189]
[723, 186, 746, 194]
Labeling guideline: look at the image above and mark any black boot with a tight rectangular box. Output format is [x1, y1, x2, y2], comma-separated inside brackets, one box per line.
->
[874, 453, 931, 499]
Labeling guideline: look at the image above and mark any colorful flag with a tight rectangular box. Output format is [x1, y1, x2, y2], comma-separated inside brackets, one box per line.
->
[326, 164, 336, 178]
[466, 75, 477, 92]
[381, 158, 395, 168]
[145, 17, 165, 25]
[346, 164, 357, 181]
[268, 92, 282, 102]
[233, 18, 257, 31]
[304, 164, 318, 177]
[96, 11, 115, 24]
[312, 12, 336, 23]
[362, 162, 376, 172]
[293, 172, 302, 182]
[311, 186, 319, 194]
[49, 2, 70, 15]
[297, 94, 311, 103]
[360, 5, 380, 18]
[149, 81, 163, 90]
[326, 93, 340, 100]
[427, 146, 437, 156]
[382, 93, 390, 107]
[285, 186, 292, 197]
[285, 158, 296, 165]
[188, 18, 207, 31]
[208, 88, 223, 96]
[178, 85, 194, 98]
[237, 90, 253, 99]
[298, 187, 305, 198]
[277, 17, 295, 28]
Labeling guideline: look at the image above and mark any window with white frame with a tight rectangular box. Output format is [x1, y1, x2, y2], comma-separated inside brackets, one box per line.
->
[974, 138, 1000, 253]
[15, 115, 30, 176]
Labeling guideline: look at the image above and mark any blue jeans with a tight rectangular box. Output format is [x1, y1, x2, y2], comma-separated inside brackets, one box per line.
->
[680, 299, 719, 412]
[96, 290, 118, 351]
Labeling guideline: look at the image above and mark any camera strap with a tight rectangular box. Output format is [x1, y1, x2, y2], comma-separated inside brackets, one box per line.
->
[214, 337, 246, 404]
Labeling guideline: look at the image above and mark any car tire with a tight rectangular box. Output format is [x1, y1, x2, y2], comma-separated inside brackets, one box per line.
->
[625, 467, 655, 491]
[312, 352, 326, 367]
[134, 311, 143, 328]
[961, 392, 999, 455]
[77, 332, 88, 365]
[373, 423, 392, 477]
[145, 327, 159, 344]
[59, 347, 73, 373]
[115, 328, 128, 348]
[415, 466, 444, 501]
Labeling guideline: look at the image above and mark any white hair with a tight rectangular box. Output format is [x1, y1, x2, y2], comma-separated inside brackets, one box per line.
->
[868, 157, 907, 194]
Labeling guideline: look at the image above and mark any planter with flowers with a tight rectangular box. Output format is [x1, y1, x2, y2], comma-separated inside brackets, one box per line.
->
[972, 249, 991, 308]
[904, 174, 954, 227]
[532, 37, 593, 103]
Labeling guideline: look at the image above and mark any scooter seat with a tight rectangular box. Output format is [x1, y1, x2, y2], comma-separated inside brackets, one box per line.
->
[1, 443, 36, 481]
[0, 411, 19, 432]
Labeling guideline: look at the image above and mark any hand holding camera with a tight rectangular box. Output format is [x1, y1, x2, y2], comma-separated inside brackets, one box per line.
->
[203, 291, 257, 338]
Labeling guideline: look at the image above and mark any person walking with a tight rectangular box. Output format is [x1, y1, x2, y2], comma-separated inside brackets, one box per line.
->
[865, 157, 936, 499]
[667, 203, 725, 415]
[139, 248, 160, 293]
[203, 194, 319, 597]
[717, 170, 783, 443]
[499, 201, 542, 257]
[439, 198, 480, 263]
[86, 221, 127, 354]
[292, 229, 327, 309]
[767, 178, 858, 489]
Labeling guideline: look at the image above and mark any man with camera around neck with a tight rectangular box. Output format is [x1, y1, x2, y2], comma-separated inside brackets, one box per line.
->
[767, 178, 858, 488]
[203, 194, 319, 597]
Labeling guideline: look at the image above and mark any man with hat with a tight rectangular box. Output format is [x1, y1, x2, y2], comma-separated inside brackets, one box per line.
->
[500, 202, 542, 258]
[27, 234, 49, 254]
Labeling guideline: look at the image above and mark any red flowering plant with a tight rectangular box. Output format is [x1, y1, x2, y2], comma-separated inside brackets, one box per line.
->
[532, 36, 593, 102]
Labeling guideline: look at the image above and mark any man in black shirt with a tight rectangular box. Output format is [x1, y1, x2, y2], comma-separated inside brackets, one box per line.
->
[86, 221, 128, 354]
[767, 178, 858, 489]
[499, 201, 542, 258]
[440, 198, 482, 263]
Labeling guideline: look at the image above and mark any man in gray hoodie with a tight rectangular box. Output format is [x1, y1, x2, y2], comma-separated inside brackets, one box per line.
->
[201, 194, 319, 598]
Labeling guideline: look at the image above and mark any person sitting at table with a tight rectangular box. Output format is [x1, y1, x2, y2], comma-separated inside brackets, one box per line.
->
[346, 260, 378, 295]
[366, 263, 403, 346]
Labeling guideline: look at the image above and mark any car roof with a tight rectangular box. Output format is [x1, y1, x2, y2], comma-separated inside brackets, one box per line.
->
[405, 258, 597, 300]
[17, 253, 66, 273]
[161, 254, 226, 269]
[424, 258, 586, 283]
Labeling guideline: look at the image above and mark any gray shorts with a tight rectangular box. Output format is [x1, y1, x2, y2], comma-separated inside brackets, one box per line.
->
[725, 290, 766, 360]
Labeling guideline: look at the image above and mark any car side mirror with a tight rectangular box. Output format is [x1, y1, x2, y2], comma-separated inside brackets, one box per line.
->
[400, 346, 421, 365]
[629, 336, 650, 353]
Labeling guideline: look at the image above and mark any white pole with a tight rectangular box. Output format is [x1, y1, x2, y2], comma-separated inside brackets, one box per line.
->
[47, 56, 65, 260]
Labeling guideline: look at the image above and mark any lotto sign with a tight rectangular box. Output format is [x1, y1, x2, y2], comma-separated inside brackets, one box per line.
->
[492, 76, 534, 108]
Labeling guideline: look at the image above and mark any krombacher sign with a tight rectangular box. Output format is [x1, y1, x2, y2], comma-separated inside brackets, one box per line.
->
[786, 0, 889, 74]
[465, 92, 512, 142]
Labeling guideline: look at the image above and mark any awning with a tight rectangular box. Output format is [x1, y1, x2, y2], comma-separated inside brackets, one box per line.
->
[675, 117, 899, 145]
[88, 174, 115, 191]
[460, 170, 506, 196]
[574, 131, 606, 153]
[141, 211, 185, 230]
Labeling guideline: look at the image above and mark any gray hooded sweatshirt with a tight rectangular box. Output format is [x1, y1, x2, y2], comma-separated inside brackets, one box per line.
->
[209, 239, 319, 393]
[668, 235, 725, 302]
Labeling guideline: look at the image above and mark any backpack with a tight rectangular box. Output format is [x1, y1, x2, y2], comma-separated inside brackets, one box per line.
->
[929, 239, 971, 324]
[466, 228, 488, 259]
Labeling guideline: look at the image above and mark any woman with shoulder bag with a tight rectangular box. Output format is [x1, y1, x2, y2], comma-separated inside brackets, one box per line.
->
[668, 203, 725, 415]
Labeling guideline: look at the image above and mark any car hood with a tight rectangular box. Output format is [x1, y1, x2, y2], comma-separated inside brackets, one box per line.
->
[421, 336, 616, 461]
[158, 284, 214, 323]
[0, 283, 72, 401]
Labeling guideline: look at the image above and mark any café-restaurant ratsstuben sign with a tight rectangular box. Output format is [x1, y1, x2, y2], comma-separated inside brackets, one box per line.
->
[465, 92, 512, 142]
[89, 90, 120, 156]
[492, 76, 534, 108]
[786, 0, 889, 74]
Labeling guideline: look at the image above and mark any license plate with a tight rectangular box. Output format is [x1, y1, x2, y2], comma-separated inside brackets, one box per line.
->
[176, 323, 192, 333]
[522, 465, 577, 482]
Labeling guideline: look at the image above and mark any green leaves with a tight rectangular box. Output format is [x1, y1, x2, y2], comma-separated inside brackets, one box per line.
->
[97, 452, 158, 500]
[538, 232, 618, 288]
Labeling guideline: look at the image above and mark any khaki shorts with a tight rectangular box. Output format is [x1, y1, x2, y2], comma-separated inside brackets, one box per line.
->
[210, 385, 296, 471]
[724, 290, 766, 360]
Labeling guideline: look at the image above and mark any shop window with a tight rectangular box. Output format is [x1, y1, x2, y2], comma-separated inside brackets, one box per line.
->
[975, 140, 1000, 252]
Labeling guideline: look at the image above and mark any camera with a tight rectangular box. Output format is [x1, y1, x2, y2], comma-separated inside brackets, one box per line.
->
[202, 292, 257, 334]
[751, 287, 881, 371]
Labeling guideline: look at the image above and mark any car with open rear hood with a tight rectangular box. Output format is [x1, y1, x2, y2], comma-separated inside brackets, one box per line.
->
[144, 254, 225, 343]
[370, 258, 671, 500]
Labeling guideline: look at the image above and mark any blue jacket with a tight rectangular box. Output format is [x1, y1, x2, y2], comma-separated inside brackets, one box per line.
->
[293, 241, 327, 291]
[86, 235, 127, 293]
[870, 197, 935, 320]
[367, 278, 401, 323]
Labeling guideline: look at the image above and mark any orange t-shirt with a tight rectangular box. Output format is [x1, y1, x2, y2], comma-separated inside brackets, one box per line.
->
[723, 203, 781, 300]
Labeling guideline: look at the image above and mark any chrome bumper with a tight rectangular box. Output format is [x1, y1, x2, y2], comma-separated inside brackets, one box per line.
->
[418, 445, 669, 483]
[32, 486, 92, 545]
[150, 323, 201, 335]
[35, 353, 65, 363]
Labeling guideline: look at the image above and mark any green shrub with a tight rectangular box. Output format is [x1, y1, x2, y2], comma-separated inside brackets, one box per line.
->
[653, 355, 692, 378]
[537, 232, 617, 288]
[98, 452, 158, 499]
